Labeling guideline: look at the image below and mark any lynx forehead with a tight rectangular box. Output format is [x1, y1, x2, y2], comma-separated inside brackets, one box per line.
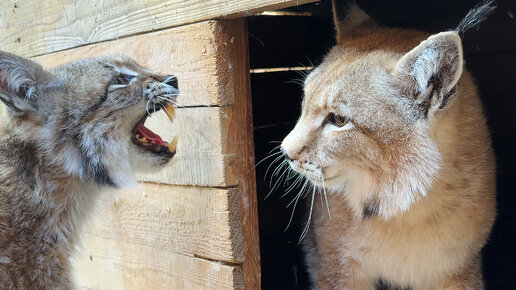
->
[280, 1, 495, 289]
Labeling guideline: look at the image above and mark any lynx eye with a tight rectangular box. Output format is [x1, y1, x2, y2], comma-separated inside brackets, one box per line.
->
[110, 74, 134, 86]
[327, 113, 350, 127]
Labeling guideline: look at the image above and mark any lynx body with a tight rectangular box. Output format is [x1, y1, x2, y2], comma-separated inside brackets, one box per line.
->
[281, 2, 496, 289]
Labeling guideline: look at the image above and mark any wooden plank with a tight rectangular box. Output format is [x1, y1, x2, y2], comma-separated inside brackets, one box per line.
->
[84, 183, 243, 263]
[0, 0, 318, 58]
[33, 21, 234, 107]
[72, 234, 244, 290]
[224, 19, 261, 289]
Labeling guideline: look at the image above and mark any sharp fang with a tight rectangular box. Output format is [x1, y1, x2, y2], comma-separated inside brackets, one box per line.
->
[164, 103, 175, 123]
[168, 135, 178, 152]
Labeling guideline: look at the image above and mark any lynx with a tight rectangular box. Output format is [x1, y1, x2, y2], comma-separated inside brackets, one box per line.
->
[0, 52, 178, 288]
[280, 1, 496, 289]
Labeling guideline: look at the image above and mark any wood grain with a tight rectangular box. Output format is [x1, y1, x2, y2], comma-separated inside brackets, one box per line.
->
[224, 19, 262, 289]
[0, 0, 318, 58]
[33, 21, 235, 107]
[83, 183, 244, 263]
[72, 234, 244, 289]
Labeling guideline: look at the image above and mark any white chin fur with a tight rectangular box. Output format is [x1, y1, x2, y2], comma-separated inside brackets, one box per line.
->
[128, 145, 174, 174]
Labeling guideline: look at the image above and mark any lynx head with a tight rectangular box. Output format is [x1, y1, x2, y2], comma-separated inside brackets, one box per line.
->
[281, 3, 467, 219]
[0, 52, 179, 187]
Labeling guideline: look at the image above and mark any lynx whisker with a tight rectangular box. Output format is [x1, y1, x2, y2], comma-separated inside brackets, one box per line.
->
[252, 150, 282, 170]
[299, 182, 316, 243]
[264, 151, 285, 180]
[319, 171, 331, 220]
[285, 178, 310, 231]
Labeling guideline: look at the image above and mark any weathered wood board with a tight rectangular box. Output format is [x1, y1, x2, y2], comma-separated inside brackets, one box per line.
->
[82, 183, 243, 263]
[223, 20, 261, 289]
[1, 0, 318, 58]
[72, 235, 244, 289]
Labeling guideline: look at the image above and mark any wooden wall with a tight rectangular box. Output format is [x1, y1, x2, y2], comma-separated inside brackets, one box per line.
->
[249, 0, 516, 289]
[0, 0, 317, 289]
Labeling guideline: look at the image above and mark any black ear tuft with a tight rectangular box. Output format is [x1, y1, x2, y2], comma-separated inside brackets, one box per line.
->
[455, 0, 496, 36]
[0, 51, 56, 115]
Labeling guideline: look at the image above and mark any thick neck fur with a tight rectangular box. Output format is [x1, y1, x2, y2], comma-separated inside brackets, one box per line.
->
[0, 123, 102, 288]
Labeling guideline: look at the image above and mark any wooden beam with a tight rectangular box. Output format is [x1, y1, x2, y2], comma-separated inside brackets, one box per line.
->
[72, 234, 244, 289]
[33, 21, 236, 107]
[1, 0, 318, 58]
[84, 183, 244, 263]
[224, 19, 261, 289]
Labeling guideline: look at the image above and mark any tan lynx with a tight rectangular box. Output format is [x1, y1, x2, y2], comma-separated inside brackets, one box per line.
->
[0, 52, 179, 288]
[280, 1, 496, 289]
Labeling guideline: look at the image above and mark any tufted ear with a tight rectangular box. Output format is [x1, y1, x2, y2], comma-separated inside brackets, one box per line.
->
[0, 51, 56, 116]
[394, 32, 463, 117]
[332, 0, 376, 44]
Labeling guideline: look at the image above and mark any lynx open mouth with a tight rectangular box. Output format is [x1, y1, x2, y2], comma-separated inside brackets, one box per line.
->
[131, 102, 178, 158]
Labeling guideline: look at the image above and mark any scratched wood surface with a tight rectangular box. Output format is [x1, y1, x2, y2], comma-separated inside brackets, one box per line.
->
[0, 0, 317, 58]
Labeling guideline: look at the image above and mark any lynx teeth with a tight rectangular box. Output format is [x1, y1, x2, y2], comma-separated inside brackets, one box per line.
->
[164, 103, 175, 123]
[168, 135, 178, 152]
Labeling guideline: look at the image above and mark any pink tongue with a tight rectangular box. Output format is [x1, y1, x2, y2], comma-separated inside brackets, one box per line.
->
[136, 123, 165, 145]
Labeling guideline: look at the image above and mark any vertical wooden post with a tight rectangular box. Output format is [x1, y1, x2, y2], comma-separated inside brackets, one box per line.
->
[226, 18, 262, 289]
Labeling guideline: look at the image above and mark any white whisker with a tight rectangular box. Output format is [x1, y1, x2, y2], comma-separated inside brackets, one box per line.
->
[320, 171, 331, 220]
[299, 183, 316, 243]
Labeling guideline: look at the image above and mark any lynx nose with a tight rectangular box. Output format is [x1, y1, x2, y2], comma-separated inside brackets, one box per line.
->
[163, 75, 178, 89]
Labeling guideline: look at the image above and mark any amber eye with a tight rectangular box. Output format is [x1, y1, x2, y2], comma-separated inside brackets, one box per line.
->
[328, 113, 350, 127]
[110, 75, 133, 86]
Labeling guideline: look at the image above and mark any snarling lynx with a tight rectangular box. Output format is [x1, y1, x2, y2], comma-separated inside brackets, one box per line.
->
[0, 52, 178, 288]
[280, 1, 496, 289]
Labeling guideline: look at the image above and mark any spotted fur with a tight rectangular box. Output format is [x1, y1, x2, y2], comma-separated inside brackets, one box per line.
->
[281, 2, 496, 289]
[0, 51, 178, 288]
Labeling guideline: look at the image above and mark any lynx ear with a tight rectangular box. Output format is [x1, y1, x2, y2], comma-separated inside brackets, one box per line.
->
[0, 51, 54, 115]
[332, 0, 376, 44]
[394, 32, 463, 117]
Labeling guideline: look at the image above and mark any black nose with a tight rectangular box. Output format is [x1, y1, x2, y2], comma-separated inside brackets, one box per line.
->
[280, 146, 292, 161]
[163, 75, 178, 89]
